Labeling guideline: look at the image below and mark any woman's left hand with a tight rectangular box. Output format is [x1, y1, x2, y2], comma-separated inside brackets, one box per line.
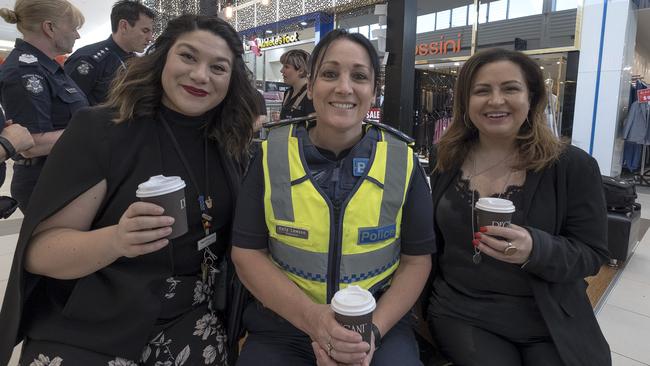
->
[473, 224, 532, 265]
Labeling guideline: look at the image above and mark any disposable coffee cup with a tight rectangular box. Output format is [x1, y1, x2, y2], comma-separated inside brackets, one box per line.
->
[475, 197, 516, 229]
[330, 285, 376, 344]
[136, 175, 188, 239]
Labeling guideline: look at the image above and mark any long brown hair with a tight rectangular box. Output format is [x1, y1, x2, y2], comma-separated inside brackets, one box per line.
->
[104, 14, 256, 161]
[435, 48, 565, 172]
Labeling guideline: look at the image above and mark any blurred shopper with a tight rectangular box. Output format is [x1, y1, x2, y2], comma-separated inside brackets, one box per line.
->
[279, 49, 314, 119]
[427, 48, 610, 366]
[231, 29, 435, 366]
[0, 0, 88, 213]
[0, 14, 256, 365]
[65, 0, 155, 105]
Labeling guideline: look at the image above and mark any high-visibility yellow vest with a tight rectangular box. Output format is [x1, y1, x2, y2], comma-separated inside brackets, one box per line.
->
[262, 123, 414, 304]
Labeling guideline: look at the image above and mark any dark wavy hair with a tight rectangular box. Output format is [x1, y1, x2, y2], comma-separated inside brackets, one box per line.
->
[435, 48, 565, 172]
[308, 29, 380, 93]
[104, 14, 256, 161]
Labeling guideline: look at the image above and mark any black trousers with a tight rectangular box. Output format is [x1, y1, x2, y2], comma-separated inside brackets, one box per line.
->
[236, 302, 422, 366]
[428, 315, 564, 366]
[10, 162, 44, 213]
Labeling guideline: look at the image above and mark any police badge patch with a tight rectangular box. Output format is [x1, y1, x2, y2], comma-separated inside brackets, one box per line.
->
[18, 54, 37, 64]
[23, 74, 44, 94]
[76, 61, 91, 75]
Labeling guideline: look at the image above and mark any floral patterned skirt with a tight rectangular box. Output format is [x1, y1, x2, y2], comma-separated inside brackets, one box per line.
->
[20, 275, 228, 366]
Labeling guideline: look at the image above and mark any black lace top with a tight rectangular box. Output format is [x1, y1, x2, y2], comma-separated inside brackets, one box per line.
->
[429, 172, 550, 340]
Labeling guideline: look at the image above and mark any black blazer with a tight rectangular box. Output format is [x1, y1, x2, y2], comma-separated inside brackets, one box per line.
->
[0, 106, 244, 364]
[429, 145, 611, 366]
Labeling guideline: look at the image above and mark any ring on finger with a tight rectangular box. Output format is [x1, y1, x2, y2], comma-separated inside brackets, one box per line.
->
[326, 342, 334, 357]
[503, 241, 518, 256]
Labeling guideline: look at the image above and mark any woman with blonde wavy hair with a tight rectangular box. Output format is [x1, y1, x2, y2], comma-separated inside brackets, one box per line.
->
[427, 48, 610, 366]
[0, 14, 256, 366]
[0, 0, 87, 212]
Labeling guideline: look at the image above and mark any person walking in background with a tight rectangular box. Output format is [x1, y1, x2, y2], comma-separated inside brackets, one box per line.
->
[0, 14, 256, 365]
[231, 29, 435, 366]
[279, 49, 314, 120]
[0, 0, 88, 213]
[65, 0, 155, 105]
[427, 48, 610, 366]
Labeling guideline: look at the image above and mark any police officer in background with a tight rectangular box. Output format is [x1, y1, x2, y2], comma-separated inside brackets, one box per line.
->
[0, 0, 88, 212]
[65, 0, 155, 105]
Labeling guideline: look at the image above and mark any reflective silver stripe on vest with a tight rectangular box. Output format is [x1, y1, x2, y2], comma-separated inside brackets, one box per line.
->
[267, 124, 294, 222]
[379, 133, 408, 227]
[270, 237, 401, 283]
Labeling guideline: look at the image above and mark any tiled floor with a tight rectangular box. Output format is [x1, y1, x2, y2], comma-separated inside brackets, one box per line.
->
[2, 180, 650, 364]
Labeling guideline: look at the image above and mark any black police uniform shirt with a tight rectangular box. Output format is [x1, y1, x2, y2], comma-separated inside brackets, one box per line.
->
[65, 36, 132, 105]
[279, 85, 315, 120]
[0, 39, 88, 135]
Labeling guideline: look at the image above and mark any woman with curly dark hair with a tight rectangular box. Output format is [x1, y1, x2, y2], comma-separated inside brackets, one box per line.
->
[0, 14, 256, 366]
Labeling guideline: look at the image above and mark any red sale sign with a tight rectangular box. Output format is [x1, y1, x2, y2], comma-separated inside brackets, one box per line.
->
[638, 89, 650, 103]
[366, 107, 382, 122]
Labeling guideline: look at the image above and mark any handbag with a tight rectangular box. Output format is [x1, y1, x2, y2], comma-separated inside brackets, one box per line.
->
[602, 175, 637, 212]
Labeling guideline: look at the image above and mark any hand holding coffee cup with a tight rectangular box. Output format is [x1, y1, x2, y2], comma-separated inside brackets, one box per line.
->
[473, 198, 533, 264]
[113, 201, 175, 258]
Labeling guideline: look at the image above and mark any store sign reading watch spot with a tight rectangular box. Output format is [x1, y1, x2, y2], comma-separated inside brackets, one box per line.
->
[259, 32, 300, 49]
[415, 33, 462, 56]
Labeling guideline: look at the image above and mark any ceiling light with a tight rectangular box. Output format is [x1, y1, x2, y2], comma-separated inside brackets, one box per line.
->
[540, 66, 544, 70]
[225, 5, 233, 19]
[428, 64, 435, 68]
[261, 0, 270, 4]
[300, 21, 308, 26]
[556, 61, 561, 64]
[454, 62, 460, 66]
[265, 29, 273, 34]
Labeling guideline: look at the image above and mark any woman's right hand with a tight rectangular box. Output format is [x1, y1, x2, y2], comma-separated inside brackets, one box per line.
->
[307, 304, 369, 365]
[111, 201, 175, 258]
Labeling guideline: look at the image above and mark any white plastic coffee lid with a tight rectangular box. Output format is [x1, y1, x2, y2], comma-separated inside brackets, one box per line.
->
[475, 197, 515, 213]
[330, 285, 376, 316]
[136, 175, 186, 198]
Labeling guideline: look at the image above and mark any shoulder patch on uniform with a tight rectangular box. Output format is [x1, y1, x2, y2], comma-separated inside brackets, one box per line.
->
[22, 74, 44, 95]
[18, 54, 38, 64]
[76, 60, 93, 75]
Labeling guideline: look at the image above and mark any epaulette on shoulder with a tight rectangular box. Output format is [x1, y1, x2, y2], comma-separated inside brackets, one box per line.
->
[89, 46, 112, 63]
[364, 119, 414, 144]
[262, 115, 315, 130]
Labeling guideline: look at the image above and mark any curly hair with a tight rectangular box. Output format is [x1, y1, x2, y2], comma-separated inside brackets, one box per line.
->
[104, 14, 256, 161]
[435, 48, 565, 173]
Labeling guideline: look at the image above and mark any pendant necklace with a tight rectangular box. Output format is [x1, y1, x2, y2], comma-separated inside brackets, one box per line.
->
[469, 154, 514, 264]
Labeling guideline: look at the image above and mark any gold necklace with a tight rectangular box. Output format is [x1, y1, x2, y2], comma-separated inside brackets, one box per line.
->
[469, 157, 514, 265]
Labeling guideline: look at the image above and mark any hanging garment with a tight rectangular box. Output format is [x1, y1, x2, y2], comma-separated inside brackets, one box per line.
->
[623, 101, 650, 144]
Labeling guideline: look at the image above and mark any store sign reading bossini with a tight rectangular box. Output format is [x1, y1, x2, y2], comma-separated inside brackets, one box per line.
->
[415, 33, 462, 56]
[258, 32, 300, 49]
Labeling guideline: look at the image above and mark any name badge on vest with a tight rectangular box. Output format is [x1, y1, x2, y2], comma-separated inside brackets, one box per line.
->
[353, 158, 369, 177]
[276, 225, 309, 239]
[358, 224, 396, 245]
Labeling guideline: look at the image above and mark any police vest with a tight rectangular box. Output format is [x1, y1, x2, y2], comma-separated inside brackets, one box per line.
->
[262, 123, 415, 304]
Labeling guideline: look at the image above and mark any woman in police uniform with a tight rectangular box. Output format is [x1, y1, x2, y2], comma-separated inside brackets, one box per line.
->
[0, 0, 88, 212]
[232, 30, 436, 366]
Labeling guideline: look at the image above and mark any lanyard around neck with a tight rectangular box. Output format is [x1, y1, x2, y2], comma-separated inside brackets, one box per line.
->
[160, 114, 211, 214]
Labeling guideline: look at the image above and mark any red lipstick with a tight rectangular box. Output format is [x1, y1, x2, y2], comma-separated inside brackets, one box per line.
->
[181, 85, 208, 97]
